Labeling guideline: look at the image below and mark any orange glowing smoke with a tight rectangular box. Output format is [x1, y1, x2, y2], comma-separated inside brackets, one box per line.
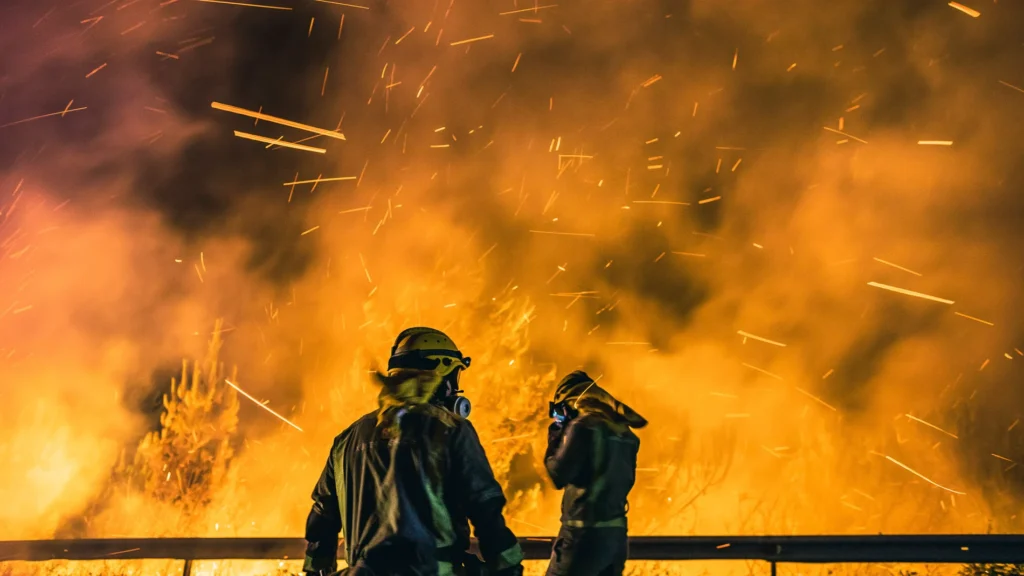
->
[2, 1, 1024, 575]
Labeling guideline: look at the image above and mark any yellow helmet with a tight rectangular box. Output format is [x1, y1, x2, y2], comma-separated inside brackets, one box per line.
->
[388, 327, 471, 377]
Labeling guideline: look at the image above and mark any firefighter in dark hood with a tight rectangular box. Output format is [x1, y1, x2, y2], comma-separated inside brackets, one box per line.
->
[303, 327, 525, 576]
[544, 371, 648, 576]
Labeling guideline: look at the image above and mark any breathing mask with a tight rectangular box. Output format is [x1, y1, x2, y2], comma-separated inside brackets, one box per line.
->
[438, 367, 471, 418]
[549, 401, 577, 424]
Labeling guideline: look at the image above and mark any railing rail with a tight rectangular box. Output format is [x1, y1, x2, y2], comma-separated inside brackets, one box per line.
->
[3, 536, 1024, 575]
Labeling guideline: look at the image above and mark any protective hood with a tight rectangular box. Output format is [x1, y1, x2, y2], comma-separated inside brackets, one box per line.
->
[374, 368, 451, 428]
[553, 370, 648, 432]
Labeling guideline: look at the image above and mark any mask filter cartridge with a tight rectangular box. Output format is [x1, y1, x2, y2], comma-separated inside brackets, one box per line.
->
[446, 395, 471, 419]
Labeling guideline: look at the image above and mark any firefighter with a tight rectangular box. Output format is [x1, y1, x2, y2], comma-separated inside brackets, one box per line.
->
[303, 327, 525, 576]
[544, 370, 648, 576]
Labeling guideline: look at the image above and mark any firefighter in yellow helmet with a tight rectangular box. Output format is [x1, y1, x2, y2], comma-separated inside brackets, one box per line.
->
[303, 327, 525, 576]
[544, 371, 648, 576]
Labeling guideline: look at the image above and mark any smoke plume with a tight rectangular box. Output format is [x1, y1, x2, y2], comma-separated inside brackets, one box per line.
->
[2, 0, 1024, 547]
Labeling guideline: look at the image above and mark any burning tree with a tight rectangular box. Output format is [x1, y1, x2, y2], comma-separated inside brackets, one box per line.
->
[113, 320, 240, 532]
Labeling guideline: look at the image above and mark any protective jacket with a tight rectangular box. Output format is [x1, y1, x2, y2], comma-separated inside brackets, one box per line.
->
[304, 369, 524, 576]
[544, 371, 647, 529]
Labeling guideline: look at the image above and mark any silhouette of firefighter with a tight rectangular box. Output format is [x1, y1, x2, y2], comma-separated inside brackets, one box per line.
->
[544, 371, 648, 576]
[303, 327, 524, 576]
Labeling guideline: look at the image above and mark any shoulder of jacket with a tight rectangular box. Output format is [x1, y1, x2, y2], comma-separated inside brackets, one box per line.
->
[445, 414, 484, 443]
[405, 404, 460, 430]
[338, 412, 377, 439]
[574, 413, 607, 430]
[575, 413, 635, 439]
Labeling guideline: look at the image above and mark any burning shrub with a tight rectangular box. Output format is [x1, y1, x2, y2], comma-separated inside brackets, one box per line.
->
[961, 566, 1024, 576]
[109, 321, 240, 533]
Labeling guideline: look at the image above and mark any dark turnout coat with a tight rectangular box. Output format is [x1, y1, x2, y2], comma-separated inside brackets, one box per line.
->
[303, 369, 523, 576]
[545, 413, 641, 528]
[543, 371, 647, 576]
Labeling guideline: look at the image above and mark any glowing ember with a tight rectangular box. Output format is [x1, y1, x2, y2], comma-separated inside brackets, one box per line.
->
[823, 126, 868, 144]
[449, 34, 495, 46]
[232, 131, 328, 154]
[225, 379, 304, 432]
[954, 311, 994, 326]
[883, 455, 966, 495]
[0, 106, 88, 129]
[197, 0, 293, 10]
[736, 331, 788, 348]
[872, 257, 922, 276]
[947, 2, 981, 18]
[905, 414, 959, 439]
[866, 282, 955, 305]
[212, 102, 346, 141]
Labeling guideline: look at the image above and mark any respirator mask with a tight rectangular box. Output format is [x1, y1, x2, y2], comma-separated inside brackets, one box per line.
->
[549, 401, 577, 424]
[437, 365, 471, 418]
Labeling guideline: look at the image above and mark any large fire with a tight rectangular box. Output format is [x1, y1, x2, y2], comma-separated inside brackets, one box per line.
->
[1, 0, 1023, 574]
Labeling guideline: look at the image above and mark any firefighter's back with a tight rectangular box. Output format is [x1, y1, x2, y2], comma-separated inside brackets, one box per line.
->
[560, 414, 640, 527]
[336, 405, 462, 576]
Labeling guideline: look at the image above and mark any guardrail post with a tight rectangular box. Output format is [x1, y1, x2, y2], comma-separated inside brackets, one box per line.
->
[182, 559, 193, 576]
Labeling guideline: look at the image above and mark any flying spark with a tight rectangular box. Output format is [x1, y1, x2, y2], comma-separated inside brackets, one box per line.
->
[85, 63, 107, 78]
[1, 106, 88, 129]
[795, 387, 837, 412]
[338, 206, 372, 214]
[947, 2, 980, 17]
[741, 363, 784, 381]
[823, 126, 868, 144]
[233, 131, 327, 154]
[225, 379, 304, 432]
[315, 0, 370, 8]
[197, 0, 293, 9]
[641, 75, 663, 88]
[905, 414, 959, 439]
[105, 548, 142, 556]
[873, 257, 922, 276]
[884, 455, 966, 495]
[867, 282, 954, 304]
[737, 331, 788, 347]
[212, 102, 346, 140]
[499, 5, 558, 15]
[450, 34, 495, 46]
[283, 176, 356, 186]
[954, 312, 994, 326]
[998, 80, 1024, 94]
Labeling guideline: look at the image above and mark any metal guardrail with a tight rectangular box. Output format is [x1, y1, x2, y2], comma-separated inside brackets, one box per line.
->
[2, 536, 1024, 575]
